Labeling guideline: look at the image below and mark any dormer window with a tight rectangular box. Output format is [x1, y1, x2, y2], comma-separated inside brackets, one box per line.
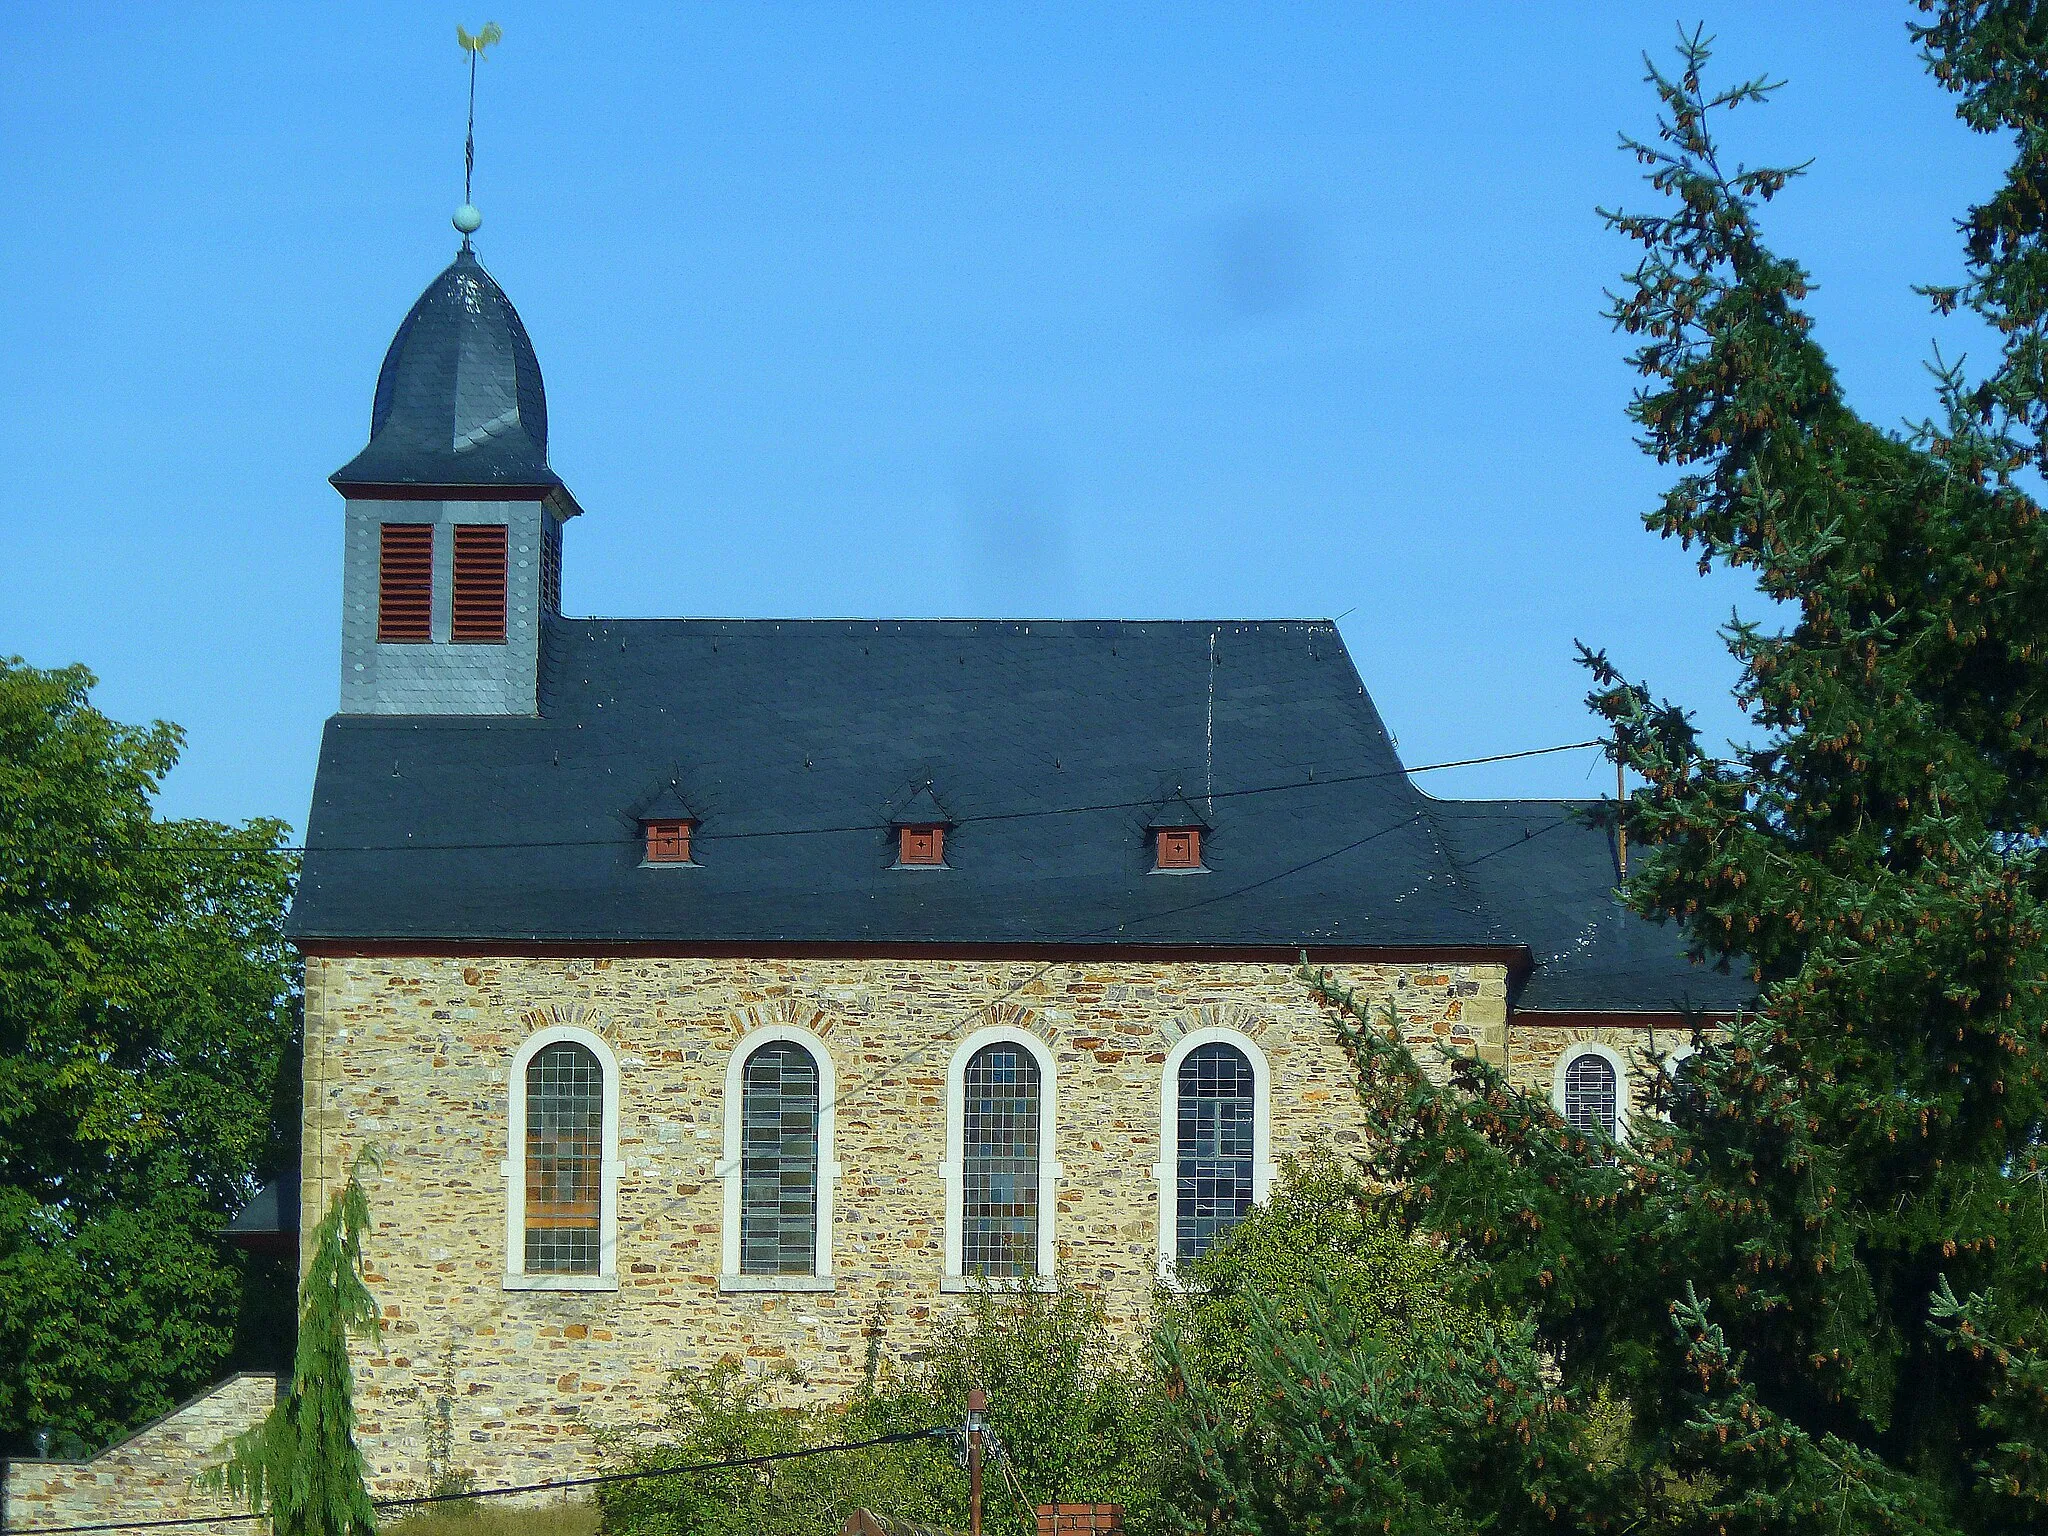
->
[643, 820, 695, 865]
[899, 825, 945, 866]
[890, 784, 953, 869]
[1147, 793, 1211, 873]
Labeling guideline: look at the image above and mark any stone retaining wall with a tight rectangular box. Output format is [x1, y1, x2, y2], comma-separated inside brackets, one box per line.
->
[3, 1373, 277, 1536]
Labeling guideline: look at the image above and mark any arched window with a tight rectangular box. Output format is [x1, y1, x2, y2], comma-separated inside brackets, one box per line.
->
[1561, 1050, 1620, 1140]
[1157, 1027, 1273, 1277]
[719, 1025, 839, 1290]
[740, 1041, 820, 1275]
[523, 1040, 604, 1274]
[1174, 1042, 1256, 1264]
[962, 1043, 1041, 1279]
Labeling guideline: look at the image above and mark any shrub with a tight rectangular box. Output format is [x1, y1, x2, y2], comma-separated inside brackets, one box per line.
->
[596, 1360, 960, 1536]
[598, 1277, 1166, 1536]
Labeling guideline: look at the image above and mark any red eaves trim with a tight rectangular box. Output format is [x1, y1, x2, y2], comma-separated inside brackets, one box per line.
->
[295, 938, 1530, 969]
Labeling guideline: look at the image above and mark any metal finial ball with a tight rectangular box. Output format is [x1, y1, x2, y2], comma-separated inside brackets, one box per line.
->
[453, 204, 483, 235]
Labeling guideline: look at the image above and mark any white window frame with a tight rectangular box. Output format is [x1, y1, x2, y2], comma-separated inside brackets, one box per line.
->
[503, 1024, 621, 1291]
[1553, 1041, 1630, 1144]
[942, 1026, 1060, 1290]
[1155, 1027, 1275, 1278]
[717, 1025, 839, 1293]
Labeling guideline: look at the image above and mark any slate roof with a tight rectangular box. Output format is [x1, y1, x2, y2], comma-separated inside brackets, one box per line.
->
[288, 617, 1751, 1012]
[1428, 798, 1754, 1014]
[330, 246, 564, 497]
[223, 1177, 299, 1247]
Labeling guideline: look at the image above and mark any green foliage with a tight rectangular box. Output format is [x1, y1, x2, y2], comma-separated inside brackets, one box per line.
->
[600, 1276, 1164, 1536]
[1267, 15, 2048, 1533]
[596, 1361, 962, 1536]
[1156, 1149, 1617, 1535]
[920, 1280, 1163, 1533]
[1154, 1145, 1486, 1424]
[383, 1502, 596, 1536]
[1161, 1272, 1613, 1536]
[203, 1149, 383, 1536]
[0, 656, 299, 1454]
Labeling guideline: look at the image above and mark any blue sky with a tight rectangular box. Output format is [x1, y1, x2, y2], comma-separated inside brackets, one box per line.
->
[0, 4, 2012, 832]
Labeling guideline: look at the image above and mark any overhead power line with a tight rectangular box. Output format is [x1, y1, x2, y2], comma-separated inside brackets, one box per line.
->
[50, 738, 1609, 859]
[12, 1425, 952, 1536]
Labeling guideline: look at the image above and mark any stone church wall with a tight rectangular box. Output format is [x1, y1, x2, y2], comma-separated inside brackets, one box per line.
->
[299, 952, 1508, 1494]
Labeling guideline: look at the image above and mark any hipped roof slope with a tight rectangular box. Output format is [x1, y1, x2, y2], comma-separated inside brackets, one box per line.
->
[289, 615, 1749, 1013]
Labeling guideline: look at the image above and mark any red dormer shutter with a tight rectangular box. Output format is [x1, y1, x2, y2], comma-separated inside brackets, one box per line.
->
[644, 821, 692, 863]
[899, 826, 945, 865]
[1156, 829, 1201, 869]
[451, 524, 508, 644]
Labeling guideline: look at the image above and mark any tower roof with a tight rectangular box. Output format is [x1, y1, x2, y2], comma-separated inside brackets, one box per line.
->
[331, 246, 567, 500]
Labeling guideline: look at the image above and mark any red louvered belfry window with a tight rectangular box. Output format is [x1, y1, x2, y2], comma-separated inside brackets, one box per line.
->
[452, 524, 509, 644]
[377, 524, 434, 643]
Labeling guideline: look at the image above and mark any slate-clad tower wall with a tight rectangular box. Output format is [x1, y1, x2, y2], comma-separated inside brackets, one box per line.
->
[338, 497, 561, 715]
[331, 242, 578, 717]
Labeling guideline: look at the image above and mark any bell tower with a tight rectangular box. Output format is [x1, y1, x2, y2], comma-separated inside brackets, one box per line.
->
[331, 219, 581, 716]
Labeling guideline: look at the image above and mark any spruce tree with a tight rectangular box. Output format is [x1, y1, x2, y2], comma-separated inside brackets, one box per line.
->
[204, 1150, 382, 1536]
[1183, 12, 2048, 1534]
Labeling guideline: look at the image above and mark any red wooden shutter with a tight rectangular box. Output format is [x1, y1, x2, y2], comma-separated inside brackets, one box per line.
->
[1157, 829, 1200, 869]
[451, 524, 509, 644]
[899, 826, 944, 865]
[644, 821, 692, 863]
[377, 524, 434, 643]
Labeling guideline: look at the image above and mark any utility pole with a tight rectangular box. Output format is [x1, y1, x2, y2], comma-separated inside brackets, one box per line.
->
[1616, 737, 1629, 879]
[967, 1388, 986, 1536]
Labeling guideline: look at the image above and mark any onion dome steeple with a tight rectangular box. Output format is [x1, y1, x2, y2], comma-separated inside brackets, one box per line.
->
[329, 245, 572, 504]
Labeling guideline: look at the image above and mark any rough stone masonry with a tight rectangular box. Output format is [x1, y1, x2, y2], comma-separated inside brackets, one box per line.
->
[293, 950, 1667, 1496]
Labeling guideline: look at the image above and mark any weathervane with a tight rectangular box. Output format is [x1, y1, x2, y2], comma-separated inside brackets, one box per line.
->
[453, 21, 502, 244]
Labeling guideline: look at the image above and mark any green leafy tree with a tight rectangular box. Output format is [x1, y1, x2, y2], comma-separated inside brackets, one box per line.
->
[595, 1360, 962, 1536]
[918, 1279, 1162, 1534]
[0, 657, 299, 1454]
[1267, 15, 2048, 1534]
[1152, 1146, 1491, 1420]
[1156, 1149, 1624, 1536]
[205, 1149, 382, 1536]
[600, 1276, 1162, 1536]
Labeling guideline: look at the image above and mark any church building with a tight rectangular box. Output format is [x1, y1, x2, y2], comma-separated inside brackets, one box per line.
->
[277, 226, 1744, 1494]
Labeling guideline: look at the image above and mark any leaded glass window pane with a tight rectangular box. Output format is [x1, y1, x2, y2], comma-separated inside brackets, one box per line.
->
[1564, 1053, 1619, 1139]
[524, 1042, 603, 1273]
[962, 1044, 1040, 1278]
[740, 1042, 820, 1275]
[1175, 1042, 1255, 1264]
